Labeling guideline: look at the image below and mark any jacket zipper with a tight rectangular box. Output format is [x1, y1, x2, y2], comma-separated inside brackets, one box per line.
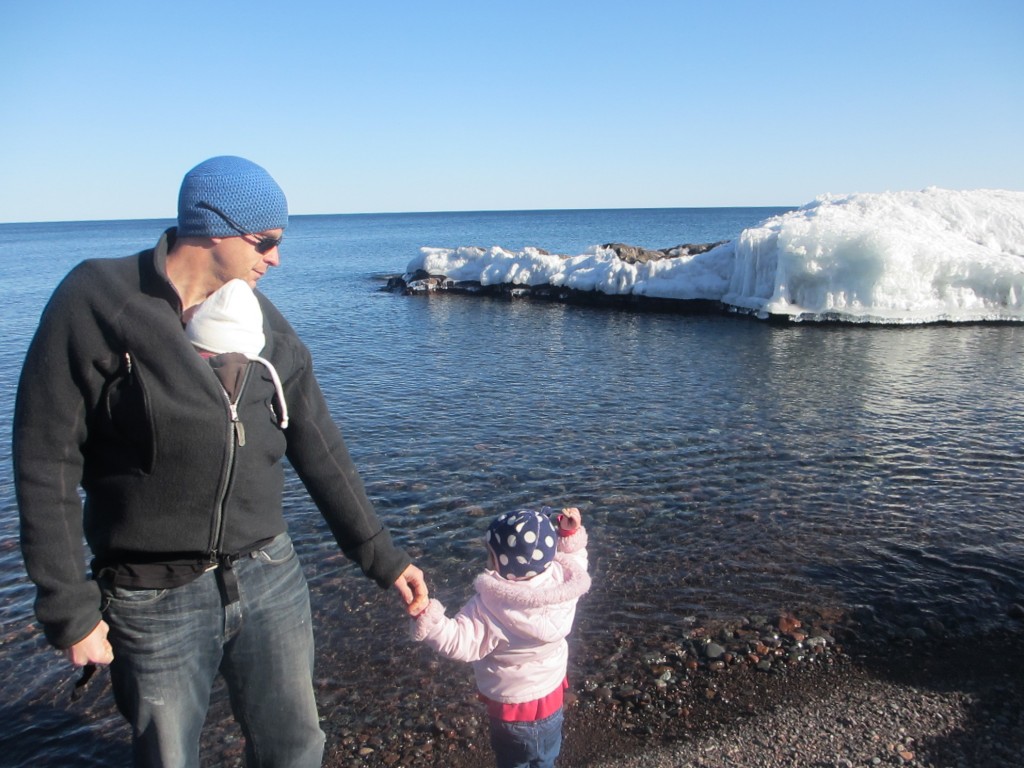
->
[207, 365, 252, 567]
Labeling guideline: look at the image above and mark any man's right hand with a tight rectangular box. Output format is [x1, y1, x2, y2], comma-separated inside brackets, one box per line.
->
[65, 620, 114, 667]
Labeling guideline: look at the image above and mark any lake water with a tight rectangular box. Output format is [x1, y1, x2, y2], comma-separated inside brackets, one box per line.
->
[2, 208, 1023, 765]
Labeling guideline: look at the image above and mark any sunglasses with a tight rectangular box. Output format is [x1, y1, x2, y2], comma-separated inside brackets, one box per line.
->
[196, 201, 283, 254]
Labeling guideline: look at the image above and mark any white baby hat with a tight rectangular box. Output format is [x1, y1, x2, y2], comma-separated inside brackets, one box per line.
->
[186, 279, 289, 428]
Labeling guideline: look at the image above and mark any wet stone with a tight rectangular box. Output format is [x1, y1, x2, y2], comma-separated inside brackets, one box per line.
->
[705, 642, 726, 660]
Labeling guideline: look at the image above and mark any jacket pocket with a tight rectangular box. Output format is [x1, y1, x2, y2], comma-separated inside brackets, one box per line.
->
[97, 351, 156, 474]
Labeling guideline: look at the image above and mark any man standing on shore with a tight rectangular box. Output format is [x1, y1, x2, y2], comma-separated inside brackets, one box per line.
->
[13, 155, 428, 767]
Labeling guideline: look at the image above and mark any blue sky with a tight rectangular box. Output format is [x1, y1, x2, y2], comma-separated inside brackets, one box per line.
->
[2, 1, 1021, 222]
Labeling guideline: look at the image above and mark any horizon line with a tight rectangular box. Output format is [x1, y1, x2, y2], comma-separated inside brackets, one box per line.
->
[0, 203, 801, 227]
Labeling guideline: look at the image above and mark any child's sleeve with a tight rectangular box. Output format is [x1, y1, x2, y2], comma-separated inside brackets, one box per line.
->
[557, 524, 588, 573]
[410, 596, 505, 663]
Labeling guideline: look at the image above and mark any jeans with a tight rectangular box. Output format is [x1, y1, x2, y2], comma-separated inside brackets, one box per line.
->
[488, 709, 564, 768]
[101, 533, 325, 768]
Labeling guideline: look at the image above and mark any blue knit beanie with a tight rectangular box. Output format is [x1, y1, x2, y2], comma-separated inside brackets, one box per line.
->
[177, 156, 288, 238]
[487, 509, 558, 581]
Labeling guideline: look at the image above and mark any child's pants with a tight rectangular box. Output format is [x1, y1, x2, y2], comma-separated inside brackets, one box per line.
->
[488, 708, 564, 768]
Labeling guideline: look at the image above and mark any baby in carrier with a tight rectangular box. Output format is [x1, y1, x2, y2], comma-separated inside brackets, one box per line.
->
[185, 278, 289, 432]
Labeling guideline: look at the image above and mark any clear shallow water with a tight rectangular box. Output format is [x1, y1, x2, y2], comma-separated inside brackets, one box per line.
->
[2, 208, 1024, 764]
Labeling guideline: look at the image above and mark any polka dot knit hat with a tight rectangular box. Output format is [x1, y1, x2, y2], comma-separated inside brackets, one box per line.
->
[177, 155, 288, 238]
[487, 509, 558, 581]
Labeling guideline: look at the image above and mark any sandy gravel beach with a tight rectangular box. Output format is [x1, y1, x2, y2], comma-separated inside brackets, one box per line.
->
[8, 610, 1021, 767]
[569, 633, 1024, 768]
[316, 627, 1024, 768]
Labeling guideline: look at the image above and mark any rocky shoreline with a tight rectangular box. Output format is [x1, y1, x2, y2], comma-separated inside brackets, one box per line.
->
[310, 614, 1024, 768]
[572, 629, 1024, 768]
[23, 611, 1022, 767]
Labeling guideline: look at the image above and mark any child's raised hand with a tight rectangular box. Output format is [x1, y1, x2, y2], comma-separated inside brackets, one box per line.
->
[558, 507, 582, 532]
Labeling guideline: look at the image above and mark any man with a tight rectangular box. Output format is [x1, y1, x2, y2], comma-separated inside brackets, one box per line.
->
[14, 155, 429, 767]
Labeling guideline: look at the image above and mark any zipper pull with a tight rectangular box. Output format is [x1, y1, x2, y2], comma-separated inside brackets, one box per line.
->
[124, 352, 132, 375]
[229, 402, 246, 447]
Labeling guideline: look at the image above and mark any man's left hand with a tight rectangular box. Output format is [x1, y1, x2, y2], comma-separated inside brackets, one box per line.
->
[393, 563, 429, 616]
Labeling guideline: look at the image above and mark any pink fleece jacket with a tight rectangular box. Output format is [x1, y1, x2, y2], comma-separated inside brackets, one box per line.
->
[412, 527, 590, 704]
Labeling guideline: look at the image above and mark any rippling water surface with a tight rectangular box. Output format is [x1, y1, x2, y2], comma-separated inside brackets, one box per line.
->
[2, 208, 1023, 764]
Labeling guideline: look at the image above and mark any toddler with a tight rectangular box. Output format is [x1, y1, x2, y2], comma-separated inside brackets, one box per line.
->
[412, 506, 590, 768]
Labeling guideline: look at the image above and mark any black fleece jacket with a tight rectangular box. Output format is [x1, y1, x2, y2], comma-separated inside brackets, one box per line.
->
[14, 230, 410, 648]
